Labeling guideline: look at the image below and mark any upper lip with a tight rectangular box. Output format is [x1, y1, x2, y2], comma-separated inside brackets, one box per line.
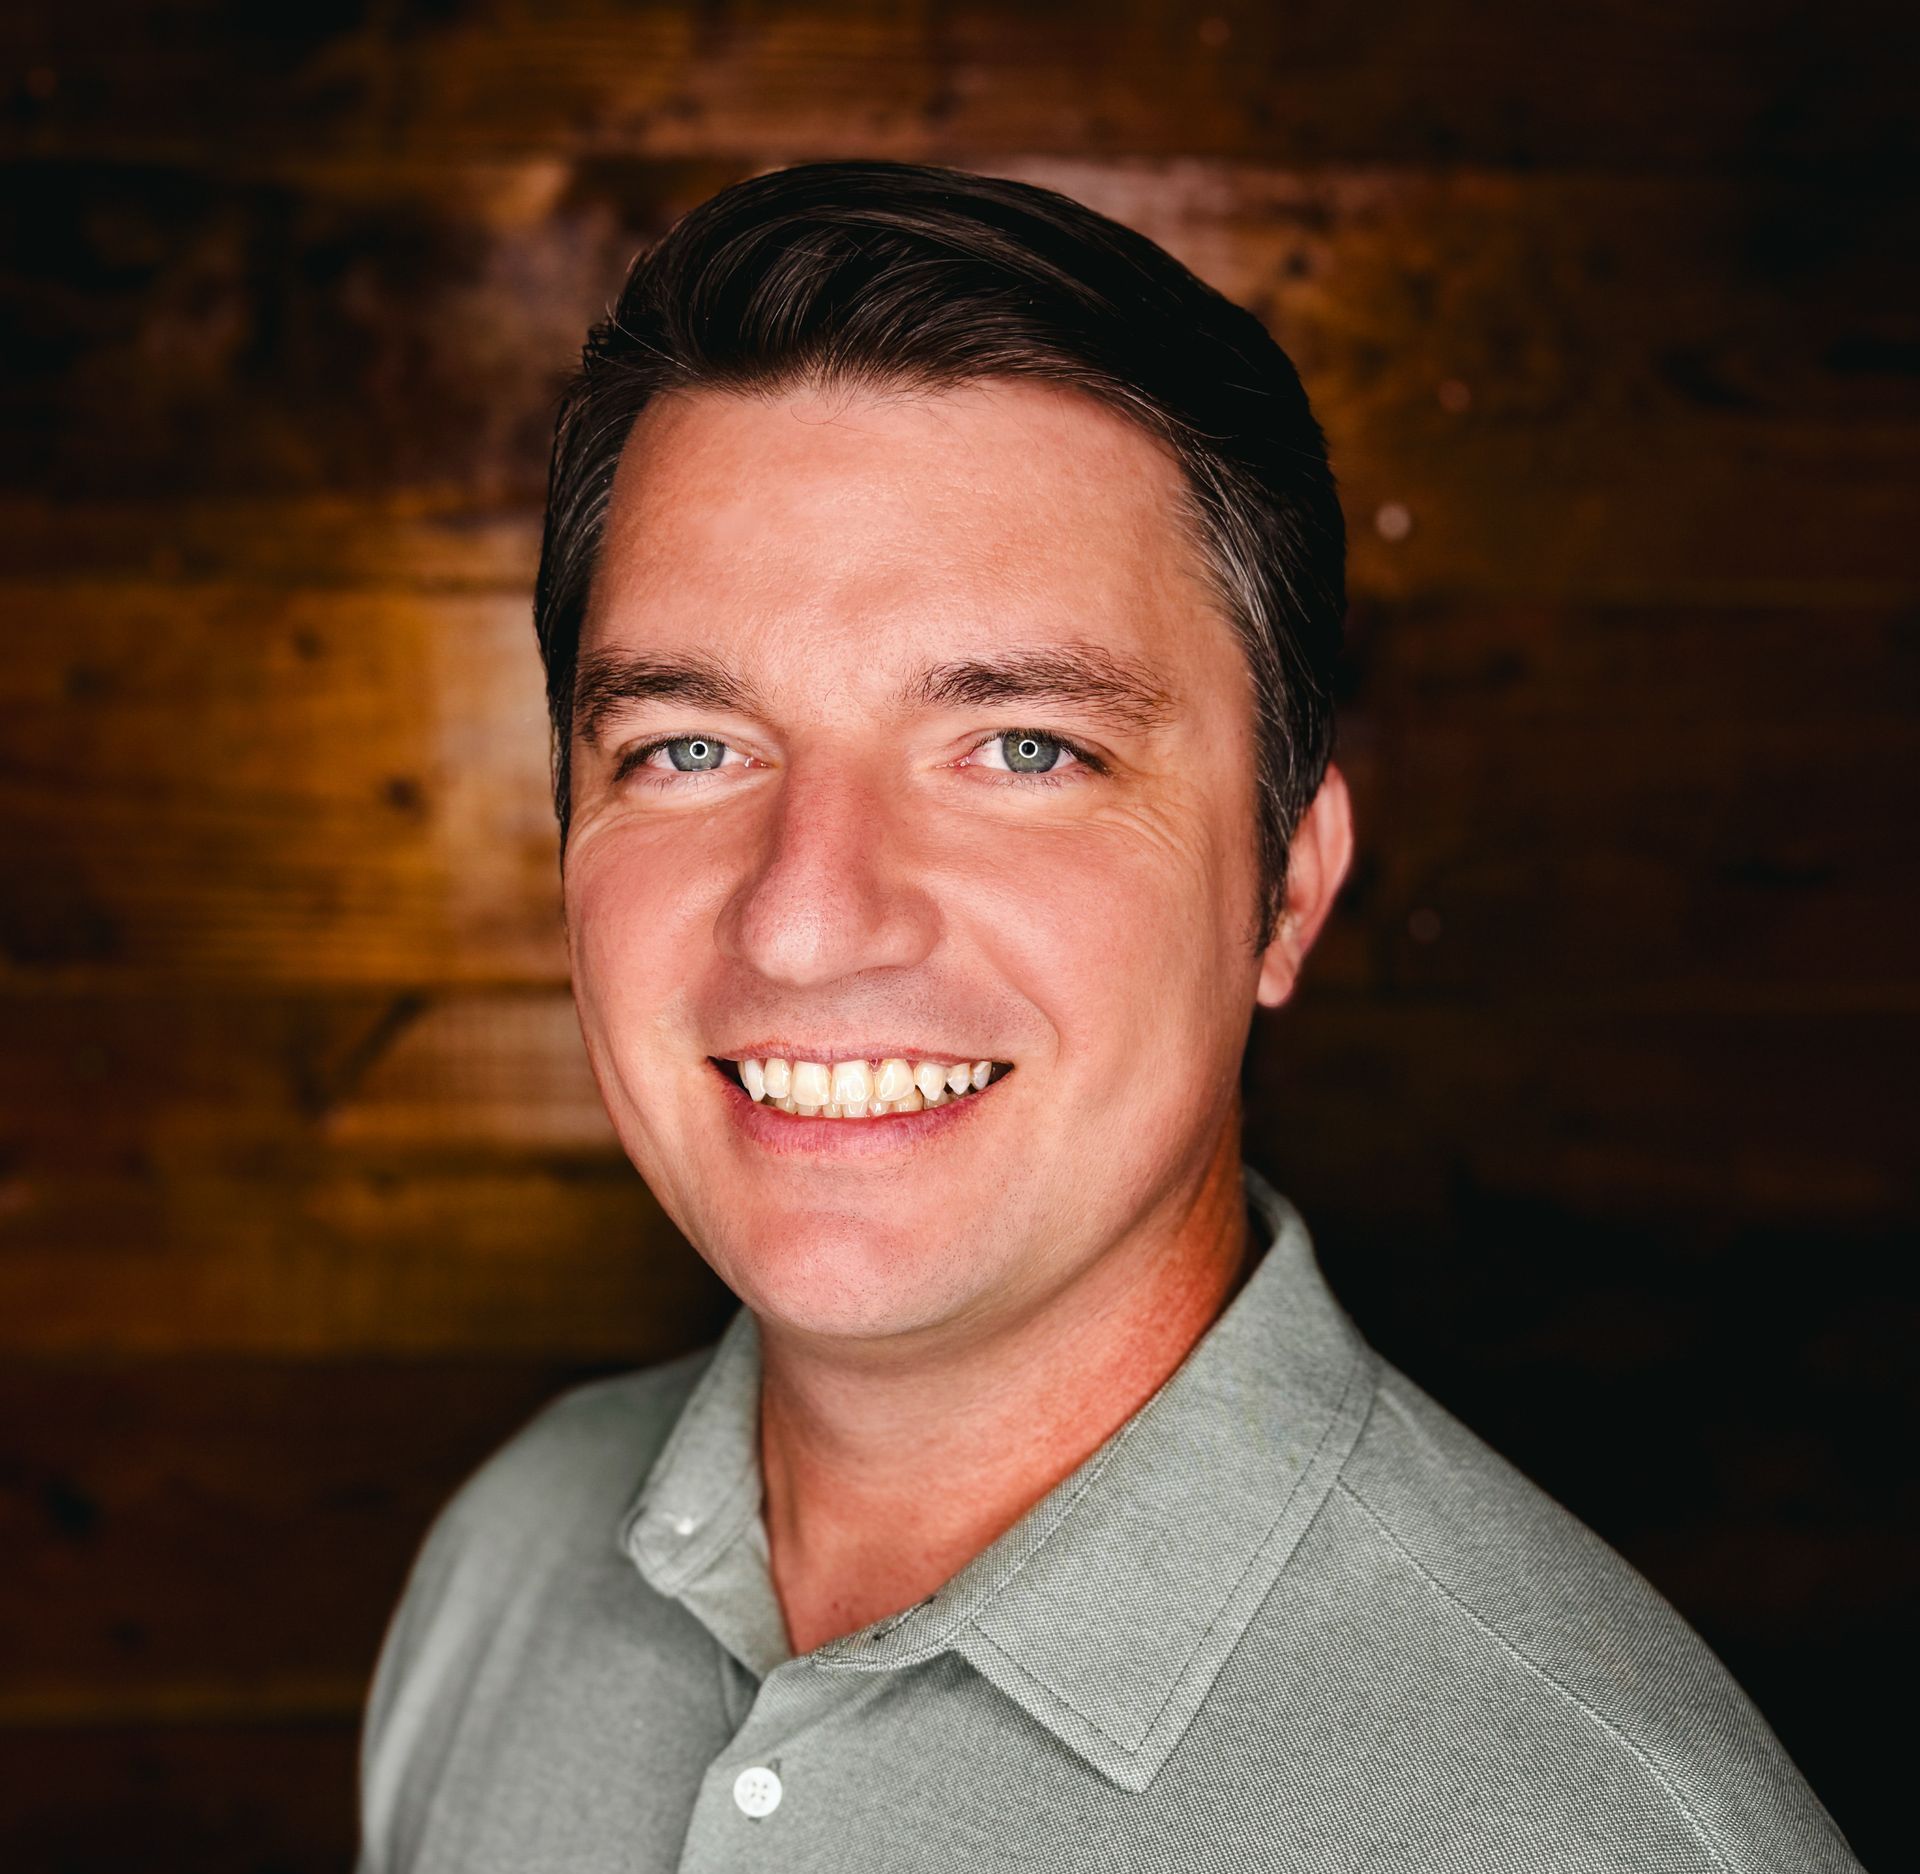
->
[712, 1045, 1011, 1065]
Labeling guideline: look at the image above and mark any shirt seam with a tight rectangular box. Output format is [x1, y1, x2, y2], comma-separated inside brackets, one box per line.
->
[963, 1335, 1374, 1759]
[813, 1364, 1164, 1668]
[822, 1183, 1307, 1665]
[1126, 1336, 1373, 1745]
[1335, 1478, 1739, 1874]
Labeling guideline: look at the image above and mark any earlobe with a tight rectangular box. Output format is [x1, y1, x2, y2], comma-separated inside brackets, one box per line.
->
[1254, 761, 1355, 1010]
[1254, 918, 1299, 1009]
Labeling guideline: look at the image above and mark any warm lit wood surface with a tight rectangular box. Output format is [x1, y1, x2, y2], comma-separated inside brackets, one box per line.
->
[2, 3, 1915, 1867]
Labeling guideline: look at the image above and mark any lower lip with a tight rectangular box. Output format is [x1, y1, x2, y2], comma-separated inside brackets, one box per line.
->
[713, 1061, 1007, 1157]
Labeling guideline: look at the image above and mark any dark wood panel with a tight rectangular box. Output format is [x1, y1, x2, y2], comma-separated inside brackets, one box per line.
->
[2, 159, 1914, 600]
[0, 989, 615, 1166]
[4, 0, 1912, 172]
[1, 9, 1907, 1870]
[0, 1358, 650, 1708]
[0, 581, 566, 985]
[0, 154, 722, 506]
[0, 1721, 359, 1874]
[6, 987, 1915, 1201]
[0, 493, 540, 590]
[1344, 596, 1920, 726]
[1247, 996, 1918, 1230]
[0, 1158, 731, 1355]
[4, 585, 1914, 990]
[0, 988, 1907, 1352]
[1337, 601, 1920, 1001]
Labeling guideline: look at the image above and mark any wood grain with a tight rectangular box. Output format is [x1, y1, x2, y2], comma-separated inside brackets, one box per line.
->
[0, 986, 1909, 1353]
[5, 1, 1912, 172]
[2, 9, 1910, 1866]
[0, 580, 565, 984]
[4, 588, 1913, 990]
[0, 1358, 647, 1711]
[1339, 599, 1920, 1003]
[0, 1721, 359, 1874]
[3, 159, 1914, 601]
[0, 1155, 732, 1357]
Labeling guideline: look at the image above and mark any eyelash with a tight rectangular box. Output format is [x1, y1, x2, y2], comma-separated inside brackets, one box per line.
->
[965, 730, 1106, 788]
[612, 737, 740, 786]
[611, 731, 1107, 789]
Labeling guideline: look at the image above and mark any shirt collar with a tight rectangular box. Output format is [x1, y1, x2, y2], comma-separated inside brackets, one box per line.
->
[621, 1165, 1379, 1792]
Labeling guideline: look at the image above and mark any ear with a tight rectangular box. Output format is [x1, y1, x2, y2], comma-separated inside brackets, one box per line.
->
[1255, 761, 1355, 1009]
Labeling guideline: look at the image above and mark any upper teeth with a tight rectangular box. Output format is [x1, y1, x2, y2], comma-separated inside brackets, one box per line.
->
[735, 1055, 1001, 1117]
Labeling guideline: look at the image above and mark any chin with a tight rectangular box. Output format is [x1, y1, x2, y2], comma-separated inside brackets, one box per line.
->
[709, 1214, 977, 1342]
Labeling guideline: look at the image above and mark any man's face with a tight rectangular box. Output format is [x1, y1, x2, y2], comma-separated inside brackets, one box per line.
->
[564, 378, 1285, 1350]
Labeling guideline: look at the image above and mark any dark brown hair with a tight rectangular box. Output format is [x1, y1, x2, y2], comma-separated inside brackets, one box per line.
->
[535, 160, 1345, 950]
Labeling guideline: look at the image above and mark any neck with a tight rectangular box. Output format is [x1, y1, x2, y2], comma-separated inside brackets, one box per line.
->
[756, 1128, 1260, 1657]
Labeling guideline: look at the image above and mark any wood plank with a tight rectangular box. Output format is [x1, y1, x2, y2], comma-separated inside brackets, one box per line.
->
[0, 154, 712, 509]
[1337, 600, 1920, 1001]
[1245, 997, 1918, 1231]
[0, 580, 566, 985]
[1025, 160, 1920, 605]
[0, 493, 541, 590]
[3, 1, 1911, 172]
[5, 985, 1915, 1193]
[3, 586, 1913, 990]
[1, 158, 1914, 600]
[0, 989, 616, 1166]
[0, 1358, 640, 1709]
[0, 1722, 359, 1874]
[0, 1156, 733, 1356]
[0, 987, 1908, 1353]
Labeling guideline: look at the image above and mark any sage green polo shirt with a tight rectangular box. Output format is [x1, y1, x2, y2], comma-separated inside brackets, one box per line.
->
[355, 1167, 1860, 1871]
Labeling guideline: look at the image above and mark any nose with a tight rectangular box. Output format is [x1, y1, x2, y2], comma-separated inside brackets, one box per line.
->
[714, 755, 942, 988]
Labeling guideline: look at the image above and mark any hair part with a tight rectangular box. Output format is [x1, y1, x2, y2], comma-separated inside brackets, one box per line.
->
[534, 160, 1346, 954]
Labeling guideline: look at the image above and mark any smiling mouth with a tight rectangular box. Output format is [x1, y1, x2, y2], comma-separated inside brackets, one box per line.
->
[712, 1054, 1014, 1118]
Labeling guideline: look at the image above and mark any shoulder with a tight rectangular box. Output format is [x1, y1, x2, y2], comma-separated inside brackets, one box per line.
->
[372, 1343, 722, 1657]
[423, 1347, 715, 1568]
[1304, 1362, 1860, 1872]
[354, 1344, 720, 1871]
[372, 1335, 719, 1624]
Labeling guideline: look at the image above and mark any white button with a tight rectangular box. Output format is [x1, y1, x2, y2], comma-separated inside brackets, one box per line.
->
[733, 1765, 783, 1818]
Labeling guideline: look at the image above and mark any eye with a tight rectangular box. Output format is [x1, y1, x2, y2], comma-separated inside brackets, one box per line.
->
[616, 735, 743, 783]
[663, 736, 726, 772]
[971, 730, 1093, 778]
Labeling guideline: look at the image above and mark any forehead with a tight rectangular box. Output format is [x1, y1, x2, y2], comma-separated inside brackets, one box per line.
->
[581, 377, 1229, 681]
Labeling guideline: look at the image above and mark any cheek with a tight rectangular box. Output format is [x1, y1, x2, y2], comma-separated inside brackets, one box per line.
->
[563, 829, 718, 1043]
[959, 794, 1253, 1064]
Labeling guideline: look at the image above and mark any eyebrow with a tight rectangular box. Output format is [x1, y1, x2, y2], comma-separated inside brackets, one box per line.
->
[573, 641, 1178, 744]
[902, 645, 1177, 734]
[573, 651, 767, 746]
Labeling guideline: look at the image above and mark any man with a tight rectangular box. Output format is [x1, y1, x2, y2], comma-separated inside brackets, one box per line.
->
[354, 161, 1860, 1871]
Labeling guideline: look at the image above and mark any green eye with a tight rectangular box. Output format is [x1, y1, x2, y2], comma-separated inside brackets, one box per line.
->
[666, 737, 727, 771]
[999, 732, 1064, 773]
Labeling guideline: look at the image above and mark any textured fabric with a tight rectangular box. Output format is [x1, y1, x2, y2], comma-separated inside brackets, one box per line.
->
[355, 1167, 1863, 1872]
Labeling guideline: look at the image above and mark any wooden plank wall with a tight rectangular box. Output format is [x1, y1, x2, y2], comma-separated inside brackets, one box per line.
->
[2, 3, 1915, 1865]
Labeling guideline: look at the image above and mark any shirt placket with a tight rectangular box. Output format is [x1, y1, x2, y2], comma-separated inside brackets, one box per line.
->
[673, 1652, 902, 1872]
